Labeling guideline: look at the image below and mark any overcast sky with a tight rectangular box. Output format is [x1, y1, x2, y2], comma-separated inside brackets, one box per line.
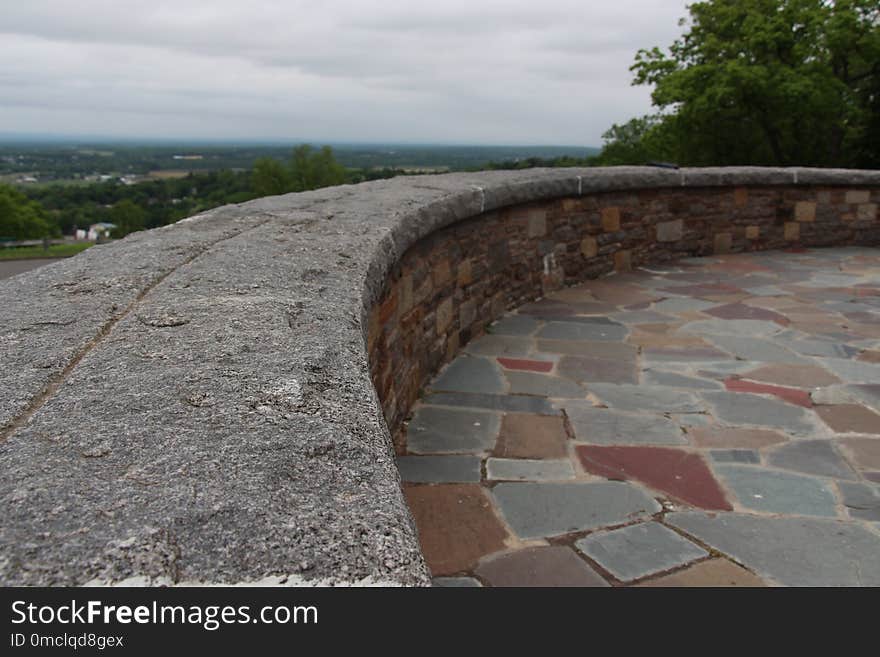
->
[0, 1, 691, 146]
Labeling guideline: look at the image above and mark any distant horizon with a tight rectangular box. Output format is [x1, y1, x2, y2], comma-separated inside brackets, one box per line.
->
[0, 132, 600, 150]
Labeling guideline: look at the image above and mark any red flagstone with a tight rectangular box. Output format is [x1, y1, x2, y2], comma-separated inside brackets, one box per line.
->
[576, 445, 733, 511]
[497, 357, 554, 373]
[724, 377, 813, 408]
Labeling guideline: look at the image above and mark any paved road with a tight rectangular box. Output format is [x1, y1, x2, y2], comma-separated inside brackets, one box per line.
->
[0, 258, 59, 280]
[401, 247, 880, 587]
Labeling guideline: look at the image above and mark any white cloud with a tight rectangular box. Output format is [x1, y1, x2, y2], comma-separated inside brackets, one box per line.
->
[0, 0, 690, 144]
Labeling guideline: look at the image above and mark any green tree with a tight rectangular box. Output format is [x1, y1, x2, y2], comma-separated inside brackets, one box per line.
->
[252, 157, 290, 197]
[109, 199, 146, 237]
[0, 184, 53, 240]
[289, 145, 347, 191]
[591, 116, 678, 165]
[629, 0, 880, 166]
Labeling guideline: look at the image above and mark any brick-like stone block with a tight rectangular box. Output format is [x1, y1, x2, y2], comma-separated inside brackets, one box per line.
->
[378, 289, 398, 324]
[784, 222, 800, 240]
[456, 259, 474, 287]
[745, 225, 760, 240]
[399, 274, 414, 314]
[846, 190, 871, 204]
[433, 259, 451, 286]
[562, 198, 579, 212]
[713, 233, 732, 254]
[527, 210, 547, 238]
[734, 187, 748, 206]
[445, 331, 459, 361]
[457, 259, 473, 286]
[436, 298, 454, 334]
[581, 236, 598, 258]
[656, 219, 683, 242]
[601, 207, 621, 232]
[459, 298, 477, 329]
[857, 203, 877, 221]
[614, 250, 632, 272]
[795, 201, 816, 222]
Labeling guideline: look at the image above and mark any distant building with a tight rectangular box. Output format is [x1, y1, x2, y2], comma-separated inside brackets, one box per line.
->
[87, 223, 116, 241]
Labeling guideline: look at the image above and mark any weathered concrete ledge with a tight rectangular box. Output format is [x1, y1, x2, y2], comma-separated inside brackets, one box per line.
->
[1, 167, 878, 586]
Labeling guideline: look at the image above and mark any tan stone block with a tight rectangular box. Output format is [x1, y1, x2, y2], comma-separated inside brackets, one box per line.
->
[838, 437, 880, 470]
[857, 203, 877, 221]
[601, 207, 621, 232]
[496, 414, 569, 459]
[581, 236, 598, 258]
[713, 232, 732, 254]
[614, 249, 631, 272]
[784, 222, 800, 240]
[846, 190, 871, 204]
[403, 484, 510, 576]
[816, 404, 880, 434]
[436, 297, 454, 334]
[457, 259, 473, 286]
[689, 427, 788, 449]
[561, 198, 579, 212]
[745, 225, 760, 240]
[638, 559, 766, 587]
[795, 201, 816, 222]
[432, 259, 451, 287]
[858, 349, 880, 363]
[527, 210, 547, 238]
[734, 187, 748, 207]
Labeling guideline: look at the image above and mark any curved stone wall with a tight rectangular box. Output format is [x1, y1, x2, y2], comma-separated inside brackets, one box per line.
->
[0, 167, 878, 586]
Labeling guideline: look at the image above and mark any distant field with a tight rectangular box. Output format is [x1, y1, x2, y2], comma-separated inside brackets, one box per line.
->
[0, 141, 600, 182]
[0, 242, 93, 260]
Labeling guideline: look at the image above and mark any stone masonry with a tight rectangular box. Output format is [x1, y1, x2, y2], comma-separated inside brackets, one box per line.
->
[370, 183, 880, 447]
[1, 167, 878, 586]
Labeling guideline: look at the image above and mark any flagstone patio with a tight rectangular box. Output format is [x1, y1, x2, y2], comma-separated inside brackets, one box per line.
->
[398, 247, 880, 586]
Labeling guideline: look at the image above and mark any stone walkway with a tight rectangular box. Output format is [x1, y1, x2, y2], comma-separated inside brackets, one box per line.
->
[398, 247, 880, 587]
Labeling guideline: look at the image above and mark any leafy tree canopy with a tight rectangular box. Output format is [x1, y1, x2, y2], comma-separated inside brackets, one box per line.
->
[0, 184, 54, 240]
[601, 0, 880, 167]
[252, 145, 348, 196]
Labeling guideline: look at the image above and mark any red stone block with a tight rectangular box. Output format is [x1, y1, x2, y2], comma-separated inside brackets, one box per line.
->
[497, 357, 554, 373]
[576, 445, 733, 511]
[723, 377, 813, 408]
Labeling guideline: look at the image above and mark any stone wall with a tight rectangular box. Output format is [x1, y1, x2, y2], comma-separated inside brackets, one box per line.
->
[369, 184, 880, 448]
[1, 167, 878, 586]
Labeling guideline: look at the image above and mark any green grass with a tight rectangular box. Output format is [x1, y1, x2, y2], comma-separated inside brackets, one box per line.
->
[0, 242, 93, 260]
